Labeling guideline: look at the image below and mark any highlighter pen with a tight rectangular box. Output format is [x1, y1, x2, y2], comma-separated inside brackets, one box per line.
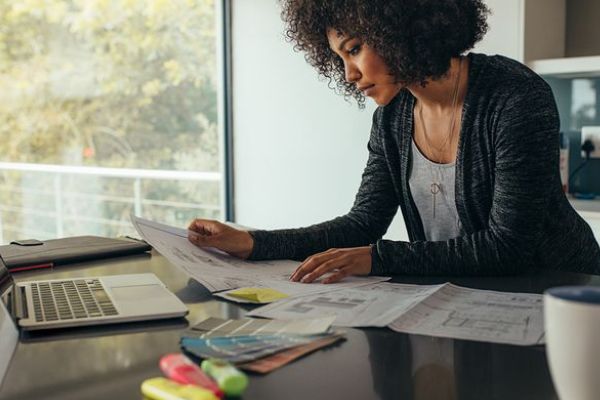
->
[200, 358, 248, 397]
[160, 353, 223, 398]
[141, 377, 218, 400]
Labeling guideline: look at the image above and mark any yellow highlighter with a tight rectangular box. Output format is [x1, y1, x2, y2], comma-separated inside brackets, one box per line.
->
[141, 377, 219, 400]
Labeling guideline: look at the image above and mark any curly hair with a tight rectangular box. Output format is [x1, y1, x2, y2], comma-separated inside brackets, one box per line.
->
[280, 0, 489, 107]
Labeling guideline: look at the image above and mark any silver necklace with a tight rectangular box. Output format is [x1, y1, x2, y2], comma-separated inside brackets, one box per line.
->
[417, 58, 462, 219]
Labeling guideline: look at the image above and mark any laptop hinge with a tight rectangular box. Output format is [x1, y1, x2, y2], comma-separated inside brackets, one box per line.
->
[13, 286, 28, 320]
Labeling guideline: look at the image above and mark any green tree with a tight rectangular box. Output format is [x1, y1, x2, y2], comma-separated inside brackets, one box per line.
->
[0, 0, 221, 240]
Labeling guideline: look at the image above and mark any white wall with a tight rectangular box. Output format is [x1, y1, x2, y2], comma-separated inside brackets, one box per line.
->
[472, 0, 524, 61]
[231, 0, 408, 240]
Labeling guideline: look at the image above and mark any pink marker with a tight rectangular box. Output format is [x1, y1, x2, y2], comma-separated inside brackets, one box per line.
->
[159, 353, 224, 399]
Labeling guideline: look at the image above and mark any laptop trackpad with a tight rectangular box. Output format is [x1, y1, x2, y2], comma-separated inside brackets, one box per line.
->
[110, 285, 179, 314]
[110, 285, 170, 301]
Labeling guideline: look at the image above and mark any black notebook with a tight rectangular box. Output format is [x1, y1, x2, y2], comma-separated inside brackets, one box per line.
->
[0, 236, 151, 272]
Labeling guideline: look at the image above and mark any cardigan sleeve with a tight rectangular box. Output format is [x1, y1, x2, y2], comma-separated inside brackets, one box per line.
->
[248, 108, 399, 261]
[371, 81, 559, 275]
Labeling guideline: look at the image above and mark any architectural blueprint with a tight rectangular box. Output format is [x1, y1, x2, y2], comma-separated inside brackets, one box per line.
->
[250, 282, 545, 346]
[248, 282, 444, 327]
[388, 283, 545, 345]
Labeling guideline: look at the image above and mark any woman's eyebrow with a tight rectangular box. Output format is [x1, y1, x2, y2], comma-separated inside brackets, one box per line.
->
[337, 37, 353, 51]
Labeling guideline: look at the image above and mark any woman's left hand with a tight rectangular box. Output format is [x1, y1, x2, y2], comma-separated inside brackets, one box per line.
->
[289, 246, 372, 284]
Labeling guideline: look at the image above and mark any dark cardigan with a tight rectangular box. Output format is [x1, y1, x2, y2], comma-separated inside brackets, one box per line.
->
[248, 53, 600, 275]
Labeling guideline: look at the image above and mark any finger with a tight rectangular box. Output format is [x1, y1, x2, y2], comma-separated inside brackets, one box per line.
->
[300, 258, 345, 283]
[188, 221, 207, 241]
[290, 258, 320, 282]
[325, 260, 372, 282]
[188, 231, 205, 245]
[290, 260, 310, 282]
[187, 230, 200, 242]
[323, 268, 350, 284]
[188, 219, 200, 231]
[188, 219, 210, 234]
[188, 229, 201, 239]
[192, 220, 225, 239]
[188, 230, 219, 247]
[290, 255, 317, 281]
[290, 251, 338, 282]
[303, 252, 351, 282]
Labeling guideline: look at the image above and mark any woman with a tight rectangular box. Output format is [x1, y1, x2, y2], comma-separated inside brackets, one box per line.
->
[188, 0, 600, 282]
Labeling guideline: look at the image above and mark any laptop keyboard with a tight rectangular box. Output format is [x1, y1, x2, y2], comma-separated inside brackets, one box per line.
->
[30, 279, 118, 322]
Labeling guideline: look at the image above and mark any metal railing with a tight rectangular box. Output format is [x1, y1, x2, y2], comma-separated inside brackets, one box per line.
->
[0, 162, 222, 243]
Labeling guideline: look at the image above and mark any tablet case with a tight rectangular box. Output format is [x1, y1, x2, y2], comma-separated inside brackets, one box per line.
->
[0, 236, 152, 272]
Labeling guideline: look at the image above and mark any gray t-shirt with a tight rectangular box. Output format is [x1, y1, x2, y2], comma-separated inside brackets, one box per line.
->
[409, 139, 463, 241]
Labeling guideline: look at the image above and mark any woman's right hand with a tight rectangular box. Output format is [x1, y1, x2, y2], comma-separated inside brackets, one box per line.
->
[187, 219, 254, 259]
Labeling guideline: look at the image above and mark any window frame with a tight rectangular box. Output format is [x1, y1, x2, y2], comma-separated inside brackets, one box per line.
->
[221, 0, 235, 222]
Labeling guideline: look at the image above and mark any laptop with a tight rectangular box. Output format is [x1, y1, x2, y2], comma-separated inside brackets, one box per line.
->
[0, 254, 188, 331]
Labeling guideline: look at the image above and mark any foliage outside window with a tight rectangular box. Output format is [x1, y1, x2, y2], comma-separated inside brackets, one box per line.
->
[0, 0, 222, 241]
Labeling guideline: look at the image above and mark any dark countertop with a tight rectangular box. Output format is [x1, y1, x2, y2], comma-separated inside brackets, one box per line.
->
[2, 250, 595, 400]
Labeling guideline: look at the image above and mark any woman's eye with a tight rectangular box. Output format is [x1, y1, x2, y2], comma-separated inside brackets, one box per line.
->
[348, 45, 361, 56]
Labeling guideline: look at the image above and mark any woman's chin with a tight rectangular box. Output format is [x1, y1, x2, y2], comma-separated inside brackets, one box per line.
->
[372, 96, 391, 106]
[370, 89, 401, 106]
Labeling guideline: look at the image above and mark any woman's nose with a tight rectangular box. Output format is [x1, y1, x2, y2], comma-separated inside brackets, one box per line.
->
[345, 63, 361, 83]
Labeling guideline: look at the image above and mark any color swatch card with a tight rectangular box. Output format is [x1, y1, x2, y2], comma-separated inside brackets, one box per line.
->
[181, 333, 338, 363]
[186, 316, 335, 338]
[237, 334, 345, 373]
[181, 316, 343, 366]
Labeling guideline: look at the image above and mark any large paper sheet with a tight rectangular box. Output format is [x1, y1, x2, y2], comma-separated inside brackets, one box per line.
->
[248, 282, 444, 327]
[213, 278, 400, 304]
[389, 283, 545, 346]
[131, 216, 388, 294]
[249, 282, 545, 346]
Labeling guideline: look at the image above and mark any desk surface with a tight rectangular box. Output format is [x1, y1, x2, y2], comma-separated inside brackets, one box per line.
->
[1, 251, 597, 400]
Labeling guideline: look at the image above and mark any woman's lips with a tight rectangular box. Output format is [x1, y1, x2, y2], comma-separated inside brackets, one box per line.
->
[360, 84, 375, 96]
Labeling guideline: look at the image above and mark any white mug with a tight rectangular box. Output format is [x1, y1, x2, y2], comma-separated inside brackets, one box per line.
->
[544, 286, 600, 400]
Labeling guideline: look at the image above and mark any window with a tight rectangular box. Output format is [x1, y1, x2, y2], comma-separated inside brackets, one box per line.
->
[0, 0, 225, 242]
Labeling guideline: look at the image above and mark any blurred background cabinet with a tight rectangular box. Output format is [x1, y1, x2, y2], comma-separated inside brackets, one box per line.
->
[475, 0, 600, 244]
[473, 0, 565, 63]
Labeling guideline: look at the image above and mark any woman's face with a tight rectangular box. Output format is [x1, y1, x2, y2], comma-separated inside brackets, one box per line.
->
[327, 29, 402, 106]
